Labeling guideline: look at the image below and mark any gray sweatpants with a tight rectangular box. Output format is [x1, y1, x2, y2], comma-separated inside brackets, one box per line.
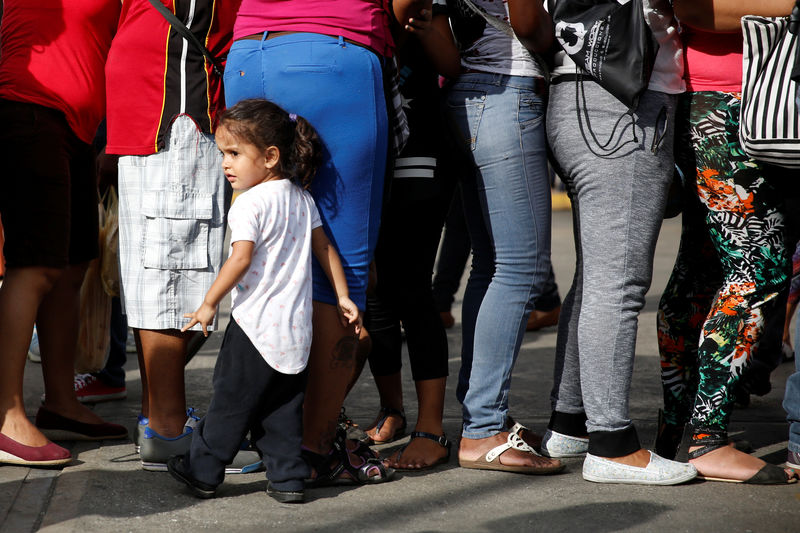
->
[547, 79, 677, 456]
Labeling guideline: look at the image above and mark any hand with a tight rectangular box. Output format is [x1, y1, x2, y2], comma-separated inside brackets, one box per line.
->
[182, 302, 217, 336]
[405, 8, 433, 37]
[337, 296, 362, 335]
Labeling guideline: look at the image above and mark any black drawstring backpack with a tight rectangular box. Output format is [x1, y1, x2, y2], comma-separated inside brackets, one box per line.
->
[549, 0, 658, 110]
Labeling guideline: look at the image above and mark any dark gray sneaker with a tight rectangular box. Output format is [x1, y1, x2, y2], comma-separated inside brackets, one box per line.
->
[140, 426, 194, 471]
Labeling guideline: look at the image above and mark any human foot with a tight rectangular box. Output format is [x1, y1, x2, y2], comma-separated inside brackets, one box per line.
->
[1, 411, 50, 448]
[362, 406, 406, 445]
[303, 431, 394, 486]
[506, 416, 542, 449]
[40, 398, 105, 425]
[526, 306, 560, 331]
[459, 432, 563, 474]
[605, 448, 654, 469]
[689, 443, 797, 484]
[384, 431, 450, 470]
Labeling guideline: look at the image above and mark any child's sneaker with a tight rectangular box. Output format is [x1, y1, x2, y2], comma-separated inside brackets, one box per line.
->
[167, 456, 216, 499]
[27, 326, 41, 363]
[73, 374, 127, 403]
[266, 481, 304, 504]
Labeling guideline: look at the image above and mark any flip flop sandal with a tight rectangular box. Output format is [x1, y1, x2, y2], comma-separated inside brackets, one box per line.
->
[360, 406, 407, 445]
[689, 440, 798, 485]
[459, 432, 565, 475]
[507, 416, 543, 450]
[391, 431, 452, 472]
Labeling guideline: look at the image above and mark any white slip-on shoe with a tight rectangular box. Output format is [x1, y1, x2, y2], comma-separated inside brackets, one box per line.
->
[541, 429, 589, 458]
[582, 451, 697, 485]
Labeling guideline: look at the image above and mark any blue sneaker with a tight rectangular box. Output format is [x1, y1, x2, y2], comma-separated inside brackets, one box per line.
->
[134, 414, 149, 454]
[226, 439, 264, 474]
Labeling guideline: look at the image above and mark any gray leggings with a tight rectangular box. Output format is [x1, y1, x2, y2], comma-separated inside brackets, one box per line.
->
[547, 79, 677, 457]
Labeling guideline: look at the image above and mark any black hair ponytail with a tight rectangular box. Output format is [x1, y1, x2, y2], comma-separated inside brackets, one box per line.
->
[217, 98, 321, 189]
[288, 115, 322, 190]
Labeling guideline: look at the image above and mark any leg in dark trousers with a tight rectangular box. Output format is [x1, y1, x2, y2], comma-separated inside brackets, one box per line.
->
[432, 187, 471, 314]
[186, 320, 309, 491]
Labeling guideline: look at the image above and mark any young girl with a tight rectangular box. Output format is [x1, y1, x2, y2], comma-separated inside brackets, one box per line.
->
[167, 99, 361, 502]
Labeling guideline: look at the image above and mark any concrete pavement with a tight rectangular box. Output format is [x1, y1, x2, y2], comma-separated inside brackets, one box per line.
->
[2, 211, 799, 533]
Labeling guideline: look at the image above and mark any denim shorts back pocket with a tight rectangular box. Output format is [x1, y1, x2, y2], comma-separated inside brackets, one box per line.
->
[445, 88, 487, 152]
[519, 93, 545, 130]
[141, 190, 212, 270]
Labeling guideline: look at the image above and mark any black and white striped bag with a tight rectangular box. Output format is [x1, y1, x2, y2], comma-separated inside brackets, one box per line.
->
[740, 15, 800, 168]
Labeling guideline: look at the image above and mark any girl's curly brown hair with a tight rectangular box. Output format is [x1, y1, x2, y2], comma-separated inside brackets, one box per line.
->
[217, 98, 322, 190]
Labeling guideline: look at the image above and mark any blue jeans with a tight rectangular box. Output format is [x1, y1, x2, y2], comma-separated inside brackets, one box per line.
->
[444, 72, 552, 438]
[224, 33, 387, 309]
[784, 318, 800, 454]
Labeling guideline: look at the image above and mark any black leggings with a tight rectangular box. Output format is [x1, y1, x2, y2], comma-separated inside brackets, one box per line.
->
[364, 151, 456, 382]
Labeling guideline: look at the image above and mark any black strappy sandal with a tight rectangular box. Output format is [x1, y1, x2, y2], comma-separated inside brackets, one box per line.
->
[391, 431, 451, 472]
[303, 429, 395, 487]
[360, 406, 407, 445]
[688, 431, 797, 485]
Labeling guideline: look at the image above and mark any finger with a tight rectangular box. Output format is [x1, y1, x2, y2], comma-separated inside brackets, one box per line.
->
[181, 318, 198, 333]
[202, 323, 209, 337]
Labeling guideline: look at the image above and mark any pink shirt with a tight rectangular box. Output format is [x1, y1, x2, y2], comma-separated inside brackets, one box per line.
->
[234, 0, 394, 57]
[683, 28, 743, 92]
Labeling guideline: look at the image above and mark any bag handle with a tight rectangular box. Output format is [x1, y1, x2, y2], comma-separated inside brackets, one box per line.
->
[147, 0, 224, 76]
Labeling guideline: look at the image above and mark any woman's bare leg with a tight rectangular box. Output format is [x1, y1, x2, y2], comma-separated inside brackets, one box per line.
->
[138, 329, 190, 438]
[0, 266, 60, 446]
[303, 301, 359, 454]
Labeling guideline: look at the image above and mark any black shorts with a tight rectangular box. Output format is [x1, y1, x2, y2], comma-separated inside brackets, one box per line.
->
[0, 98, 99, 268]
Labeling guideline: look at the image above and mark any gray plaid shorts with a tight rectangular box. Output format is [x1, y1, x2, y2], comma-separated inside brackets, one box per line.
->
[117, 115, 229, 331]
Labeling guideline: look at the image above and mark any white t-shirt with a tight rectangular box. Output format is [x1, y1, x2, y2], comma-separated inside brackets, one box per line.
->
[228, 179, 322, 374]
[454, 0, 546, 78]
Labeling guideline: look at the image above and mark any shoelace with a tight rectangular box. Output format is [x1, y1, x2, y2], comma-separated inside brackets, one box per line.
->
[73, 373, 96, 392]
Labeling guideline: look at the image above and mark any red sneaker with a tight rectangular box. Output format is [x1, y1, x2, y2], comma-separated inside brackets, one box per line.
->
[74, 373, 127, 403]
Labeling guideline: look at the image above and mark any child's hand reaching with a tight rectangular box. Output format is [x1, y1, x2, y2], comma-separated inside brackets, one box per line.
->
[182, 302, 217, 337]
[337, 296, 362, 335]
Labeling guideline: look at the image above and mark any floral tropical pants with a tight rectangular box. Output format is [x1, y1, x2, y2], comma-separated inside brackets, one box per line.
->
[657, 92, 790, 435]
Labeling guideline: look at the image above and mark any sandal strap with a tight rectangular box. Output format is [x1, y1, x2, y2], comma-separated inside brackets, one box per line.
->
[301, 448, 346, 485]
[375, 406, 406, 433]
[486, 432, 539, 463]
[508, 422, 527, 437]
[409, 431, 451, 450]
[688, 430, 728, 460]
